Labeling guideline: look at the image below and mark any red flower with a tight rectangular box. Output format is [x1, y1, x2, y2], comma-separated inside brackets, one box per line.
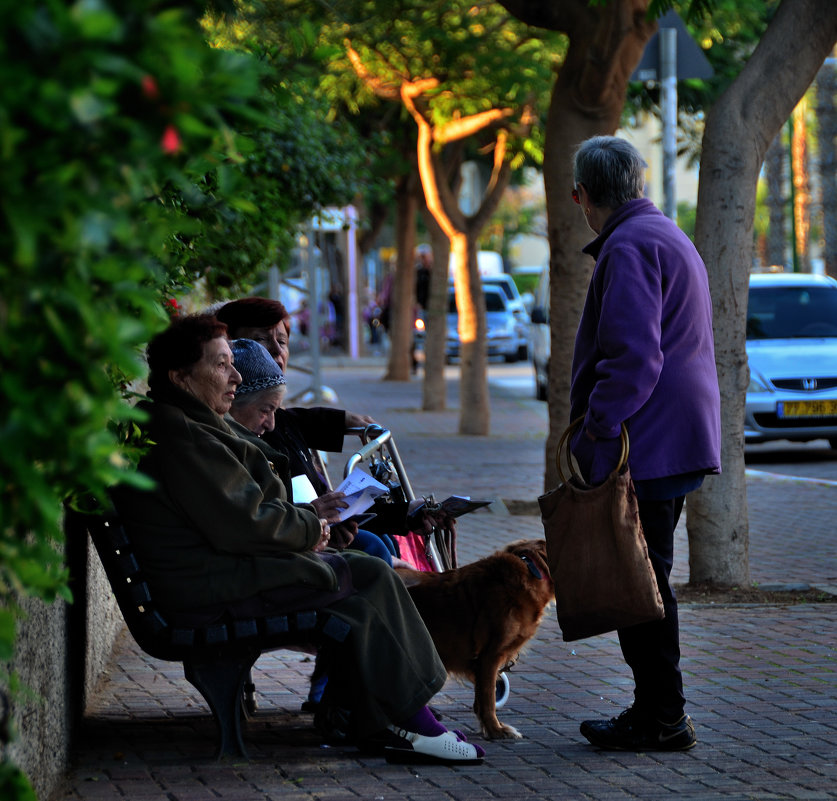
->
[161, 125, 181, 154]
[141, 75, 159, 100]
[164, 298, 181, 317]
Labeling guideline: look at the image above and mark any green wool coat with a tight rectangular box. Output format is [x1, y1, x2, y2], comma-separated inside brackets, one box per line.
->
[114, 385, 337, 612]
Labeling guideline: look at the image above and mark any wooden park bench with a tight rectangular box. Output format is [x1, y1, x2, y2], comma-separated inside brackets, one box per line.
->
[71, 506, 350, 759]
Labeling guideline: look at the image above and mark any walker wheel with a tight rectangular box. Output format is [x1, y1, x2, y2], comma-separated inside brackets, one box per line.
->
[495, 671, 510, 709]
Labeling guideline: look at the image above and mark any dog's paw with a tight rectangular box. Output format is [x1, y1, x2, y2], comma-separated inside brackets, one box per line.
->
[481, 722, 523, 740]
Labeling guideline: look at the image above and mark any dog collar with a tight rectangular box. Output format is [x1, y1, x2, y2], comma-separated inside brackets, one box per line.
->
[518, 553, 544, 580]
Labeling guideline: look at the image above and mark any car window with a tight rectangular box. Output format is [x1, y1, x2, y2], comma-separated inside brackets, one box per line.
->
[447, 290, 508, 314]
[747, 285, 837, 339]
[485, 278, 515, 301]
[485, 291, 506, 312]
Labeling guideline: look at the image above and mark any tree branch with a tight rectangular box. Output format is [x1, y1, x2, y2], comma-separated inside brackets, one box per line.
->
[345, 46, 401, 100]
[435, 108, 515, 144]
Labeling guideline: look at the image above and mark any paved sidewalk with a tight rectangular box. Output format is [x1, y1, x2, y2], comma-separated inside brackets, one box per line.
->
[60, 360, 837, 801]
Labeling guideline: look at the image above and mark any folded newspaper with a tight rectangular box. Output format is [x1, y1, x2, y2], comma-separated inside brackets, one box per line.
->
[333, 470, 389, 523]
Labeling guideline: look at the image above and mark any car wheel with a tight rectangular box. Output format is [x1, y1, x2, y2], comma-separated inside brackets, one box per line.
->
[517, 344, 528, 361]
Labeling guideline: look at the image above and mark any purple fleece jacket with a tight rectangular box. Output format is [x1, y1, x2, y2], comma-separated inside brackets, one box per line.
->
[570, 198, 721, 481]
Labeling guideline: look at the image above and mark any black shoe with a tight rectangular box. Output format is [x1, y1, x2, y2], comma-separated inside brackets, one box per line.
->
[580, 707, 696, 751]
[314, 704, 355, 745]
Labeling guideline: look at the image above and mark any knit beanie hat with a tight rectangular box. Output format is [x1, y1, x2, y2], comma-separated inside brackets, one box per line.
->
[231, 339, 286, 395]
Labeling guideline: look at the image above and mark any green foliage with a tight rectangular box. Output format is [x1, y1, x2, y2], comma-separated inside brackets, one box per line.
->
[0, 760, 37, 801]
[0, 0, 296, 792]
[316, 0, 565, 164]
[199, 8, 389, 284]
[677, 201, 697, 239]
[625, 0, 780, 165]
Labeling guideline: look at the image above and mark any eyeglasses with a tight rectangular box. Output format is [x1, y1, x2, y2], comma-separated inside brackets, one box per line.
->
[571, 187, 580, 205]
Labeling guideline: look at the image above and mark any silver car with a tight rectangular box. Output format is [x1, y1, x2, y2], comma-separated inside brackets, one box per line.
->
[445, 286, 529, 363]
[746, 272, 837, 447]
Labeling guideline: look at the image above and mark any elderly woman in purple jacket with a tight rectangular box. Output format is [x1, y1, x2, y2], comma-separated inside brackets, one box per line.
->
[569, 136, 721, 752]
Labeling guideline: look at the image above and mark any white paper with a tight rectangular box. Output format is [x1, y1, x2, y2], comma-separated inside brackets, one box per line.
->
[291, 474, 319, 504]
[333, 470, 389, 522]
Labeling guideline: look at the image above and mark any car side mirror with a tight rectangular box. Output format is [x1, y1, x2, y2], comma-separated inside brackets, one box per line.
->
[530, 307, 548, 325]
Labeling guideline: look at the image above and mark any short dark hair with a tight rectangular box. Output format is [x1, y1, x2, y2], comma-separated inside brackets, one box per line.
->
[146, 314, 227, 391]
[215, 297, 290, 337]
[573, 136, 647, 210]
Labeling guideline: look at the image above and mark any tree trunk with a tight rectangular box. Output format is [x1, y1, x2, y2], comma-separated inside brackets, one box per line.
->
[419, 205, 451, 410]
[541, 76, 610, 489]
[815, 57, 837, 278]
[764, 134, 786, 268]
[688, 0, 837, 586]
[384, 175, 417, 381]
[791, 98, 812, 272]
[528, 0, 656, 489]
[450, 232, 490, 433]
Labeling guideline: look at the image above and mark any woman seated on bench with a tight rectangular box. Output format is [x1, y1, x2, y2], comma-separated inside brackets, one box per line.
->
[215, 296, 457, 566]
[227, 337, 396, 566]
[112, 313, 484, 765]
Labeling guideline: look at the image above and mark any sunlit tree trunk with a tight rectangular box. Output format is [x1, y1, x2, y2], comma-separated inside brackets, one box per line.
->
[791, 98, 812, 272]
[347, 49, 528, 434]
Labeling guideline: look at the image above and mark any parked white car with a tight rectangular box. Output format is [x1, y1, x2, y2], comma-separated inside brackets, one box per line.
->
[745, 272, 837, 447]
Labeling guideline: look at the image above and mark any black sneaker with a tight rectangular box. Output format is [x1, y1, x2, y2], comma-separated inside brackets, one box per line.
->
[580, 707, 696, 751]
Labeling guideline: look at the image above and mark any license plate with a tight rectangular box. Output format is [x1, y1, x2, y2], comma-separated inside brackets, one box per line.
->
[777, 400, 837, 418]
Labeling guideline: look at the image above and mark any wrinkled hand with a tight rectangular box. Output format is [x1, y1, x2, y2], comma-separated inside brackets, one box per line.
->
[345, 411, 377, 431]
[310, 491, 348, 523]
[425, 508, 456, 543]
[407, 501, 455, 538]
[570, 427, 622, 486]
[313, 518, 331, 552]
[328, 521, 357, 550]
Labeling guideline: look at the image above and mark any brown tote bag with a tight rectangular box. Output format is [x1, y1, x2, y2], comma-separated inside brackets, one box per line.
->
[538, 417, 664, 642]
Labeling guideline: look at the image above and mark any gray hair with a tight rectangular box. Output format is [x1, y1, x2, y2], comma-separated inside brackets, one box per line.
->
[573, 136, 647, 210]
[232, 384, 286, 410]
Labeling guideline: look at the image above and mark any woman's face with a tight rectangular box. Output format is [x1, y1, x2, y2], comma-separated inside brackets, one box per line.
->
[170, 337, 241, 415]
[230, 388, 285, 436]
[233, 321, 290, 371]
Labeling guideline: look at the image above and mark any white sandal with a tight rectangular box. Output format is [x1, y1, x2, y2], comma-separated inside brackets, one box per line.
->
[384, 726, 484, 765]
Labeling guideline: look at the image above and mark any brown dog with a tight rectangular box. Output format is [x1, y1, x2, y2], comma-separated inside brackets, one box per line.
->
[396, 539, 554, 739]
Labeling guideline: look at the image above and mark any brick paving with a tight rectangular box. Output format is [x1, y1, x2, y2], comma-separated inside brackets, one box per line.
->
[58, 360, 837, 801]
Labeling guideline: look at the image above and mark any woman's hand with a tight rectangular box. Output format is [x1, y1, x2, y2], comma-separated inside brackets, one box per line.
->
[570, 426, 622, 486]
[313, 518, 331, 552]
[328, 521, 358, 550]
[345, 411, 377, 430]
[310, 491, 348, 523]
[407, 500, 455, 538]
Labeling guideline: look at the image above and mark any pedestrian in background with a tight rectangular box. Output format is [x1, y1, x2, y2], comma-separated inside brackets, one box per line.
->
[569, 136, 721, 751]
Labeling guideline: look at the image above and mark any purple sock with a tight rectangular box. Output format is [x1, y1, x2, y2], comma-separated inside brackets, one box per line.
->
[400, 705, 448, 737]
[397, 707, 486, 758]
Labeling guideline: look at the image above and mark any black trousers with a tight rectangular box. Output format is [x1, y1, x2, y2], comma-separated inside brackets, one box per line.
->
[617, 495, 686, 722]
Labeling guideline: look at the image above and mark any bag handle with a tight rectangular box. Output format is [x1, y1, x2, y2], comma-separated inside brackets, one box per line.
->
[556, 415, 630, 485]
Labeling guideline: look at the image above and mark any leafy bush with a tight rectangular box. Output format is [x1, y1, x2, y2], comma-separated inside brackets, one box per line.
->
[0, 0, 274, 793]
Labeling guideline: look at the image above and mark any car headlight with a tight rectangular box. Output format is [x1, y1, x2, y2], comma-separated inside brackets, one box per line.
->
[747, 372, 770, 393]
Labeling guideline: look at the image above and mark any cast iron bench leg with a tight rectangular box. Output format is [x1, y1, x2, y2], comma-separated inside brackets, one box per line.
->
[184, 649, 260, 760]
